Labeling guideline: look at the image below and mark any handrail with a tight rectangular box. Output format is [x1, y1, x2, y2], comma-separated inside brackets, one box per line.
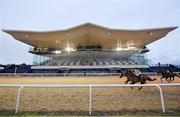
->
[0, 83, 179, 115]
[0, 72, 159, 77]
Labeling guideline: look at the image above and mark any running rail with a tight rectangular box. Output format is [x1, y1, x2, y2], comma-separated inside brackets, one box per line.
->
[0, 72, 158, 77]
[0, 83, 180, 115]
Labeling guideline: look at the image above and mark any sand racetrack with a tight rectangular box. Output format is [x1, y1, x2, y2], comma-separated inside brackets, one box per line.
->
[0, 76, 180, 116]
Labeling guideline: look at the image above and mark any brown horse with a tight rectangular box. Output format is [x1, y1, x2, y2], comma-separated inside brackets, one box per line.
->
[158, 69, 179, 83]
[119, 70, 156, 90]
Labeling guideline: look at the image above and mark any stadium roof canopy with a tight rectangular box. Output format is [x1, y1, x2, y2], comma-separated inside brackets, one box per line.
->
[3, 23, 177, 52]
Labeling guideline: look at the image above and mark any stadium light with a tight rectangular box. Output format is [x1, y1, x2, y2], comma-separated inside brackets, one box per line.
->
[128, 46, 137, 50]
[116, 47, 123, 51]
[65, 47, 76, 52]
[115, 47, 138, 51]
[53, 50, 61, 54]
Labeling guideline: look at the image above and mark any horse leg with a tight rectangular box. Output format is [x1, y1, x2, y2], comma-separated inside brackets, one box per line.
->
[130, 82, 134, 90]
[123, 79, 130, 88]
[138, 82, 144, 91]
[124, 80, 129, 84]
[165, 76, 170, 82]
[161, 77, 163, 83]
[168, 77, 171, 83]
[138, 86, 143, 90]
[171, 76, 175, 82]
[165, 77, 169, 81]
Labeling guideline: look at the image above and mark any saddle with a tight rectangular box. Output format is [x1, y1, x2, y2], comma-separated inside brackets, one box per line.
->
[137, 74, 144, 82]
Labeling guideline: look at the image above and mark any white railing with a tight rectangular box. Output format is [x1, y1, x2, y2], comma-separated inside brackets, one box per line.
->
[0, 73, 119, 77]
[0, 72, 158, 77]
[0, 83, 179, 115]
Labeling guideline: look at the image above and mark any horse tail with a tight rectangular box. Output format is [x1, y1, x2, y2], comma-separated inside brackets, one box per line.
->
[148, 77, 156, 81]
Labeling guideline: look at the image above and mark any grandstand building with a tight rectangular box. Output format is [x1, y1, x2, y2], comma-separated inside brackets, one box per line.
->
[2, 23, 178, 73]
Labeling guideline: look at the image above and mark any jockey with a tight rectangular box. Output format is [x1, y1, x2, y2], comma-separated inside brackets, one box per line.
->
[132, 68, 141, 76]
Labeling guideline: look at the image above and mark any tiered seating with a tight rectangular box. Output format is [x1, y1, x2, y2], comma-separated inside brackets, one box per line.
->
[45, 58, 141, 66]
[42, 51, 142, 66]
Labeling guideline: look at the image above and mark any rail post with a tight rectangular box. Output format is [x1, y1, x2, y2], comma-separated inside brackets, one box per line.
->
[155, 85, 165, 112]
[89, 85, 92, 115]
[0, 84, 178, 114]
[15, 86, 24, 113]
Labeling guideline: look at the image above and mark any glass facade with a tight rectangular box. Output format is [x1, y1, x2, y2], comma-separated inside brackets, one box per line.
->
[32, 54, 50, 65]
[32, 51, 148, 66]
[131, 53, 148, 65]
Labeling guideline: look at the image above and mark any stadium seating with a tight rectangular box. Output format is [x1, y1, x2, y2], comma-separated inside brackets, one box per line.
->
[42, 51, 141, 66]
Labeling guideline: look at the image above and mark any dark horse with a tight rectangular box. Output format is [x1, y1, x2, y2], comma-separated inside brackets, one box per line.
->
[158, 69, 179, 83]
[119, 70, 156, 90]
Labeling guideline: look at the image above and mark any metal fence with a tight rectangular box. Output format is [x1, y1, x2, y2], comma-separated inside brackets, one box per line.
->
[0, 83, 179, 115]
[0, 72, 158, 77]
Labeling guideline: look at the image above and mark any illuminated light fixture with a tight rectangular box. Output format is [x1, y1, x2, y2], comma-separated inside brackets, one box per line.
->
[53, 50, 61, 54]
[65, 47, 76, 52]
[115, 47, 138, 51]
[116, 47, 128, 51]
[116, 47, 121, 51]
[128, 46, 137, 50]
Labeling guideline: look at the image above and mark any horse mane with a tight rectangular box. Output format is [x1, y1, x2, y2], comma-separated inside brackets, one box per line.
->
[126, 70, 133, 74]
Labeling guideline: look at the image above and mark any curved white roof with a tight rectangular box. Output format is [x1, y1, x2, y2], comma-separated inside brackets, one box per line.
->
[3, 23, 177, 51]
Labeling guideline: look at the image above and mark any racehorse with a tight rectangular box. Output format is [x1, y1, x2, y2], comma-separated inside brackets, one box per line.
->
[158, 69, 179, 83]
[119, 70, 156, 90]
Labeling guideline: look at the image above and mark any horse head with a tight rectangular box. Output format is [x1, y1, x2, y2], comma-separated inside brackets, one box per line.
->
[119, 70, 135, 78]
[119, 71, 125, 78]
[124, 70, 133, 76]
[119, 70, 130, 78]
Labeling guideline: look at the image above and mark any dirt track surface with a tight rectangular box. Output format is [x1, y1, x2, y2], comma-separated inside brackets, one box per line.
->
[0, 76, 180, 84]
[0, 76, 180, 116]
